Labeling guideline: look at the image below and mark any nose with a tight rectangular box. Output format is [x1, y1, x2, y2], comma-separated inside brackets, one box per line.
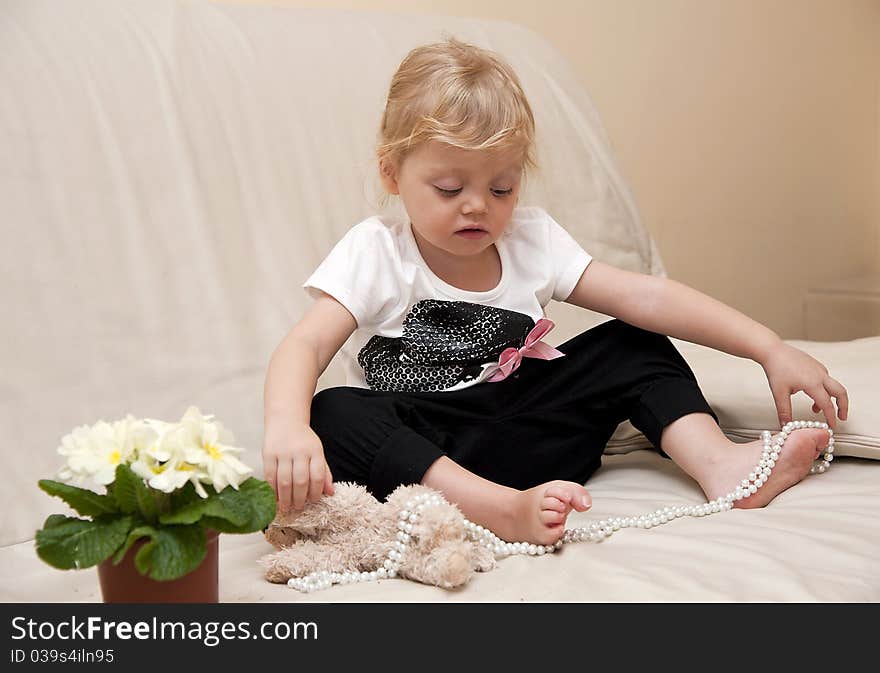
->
[461, 194, 487, 216]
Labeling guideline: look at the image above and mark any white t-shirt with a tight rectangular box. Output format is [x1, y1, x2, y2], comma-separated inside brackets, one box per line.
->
[303, 206, 592, 392]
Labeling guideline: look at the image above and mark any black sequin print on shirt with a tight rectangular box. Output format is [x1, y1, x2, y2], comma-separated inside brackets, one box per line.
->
[357, 299, 534, 392]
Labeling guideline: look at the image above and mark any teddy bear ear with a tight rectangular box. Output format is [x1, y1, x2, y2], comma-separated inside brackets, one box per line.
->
[386, 483, 414, 500]
[384, 484, 418, 509]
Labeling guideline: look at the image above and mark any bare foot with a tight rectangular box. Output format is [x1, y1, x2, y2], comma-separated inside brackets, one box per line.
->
[701, 427, 830, 509]
[495, 480, 592, 546]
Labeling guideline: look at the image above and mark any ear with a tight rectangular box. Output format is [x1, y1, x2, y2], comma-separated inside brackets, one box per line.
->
[378, 155, 400, 195]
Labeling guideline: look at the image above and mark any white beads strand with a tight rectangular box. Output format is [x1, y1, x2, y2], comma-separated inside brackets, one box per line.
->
[288, 421, 833, 592]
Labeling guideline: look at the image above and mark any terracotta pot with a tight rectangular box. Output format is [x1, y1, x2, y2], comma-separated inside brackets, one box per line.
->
[97, 529, 219, 603]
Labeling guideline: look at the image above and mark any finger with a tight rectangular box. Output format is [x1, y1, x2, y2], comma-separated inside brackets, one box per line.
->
[808, 386, 836, 430]
[263, 455, 278, 497]
[824, 377, 849, 421]
[291, 459, 310, 511]
[323, 466, 335, 496]
[771, 385, 793, 428]
[276, 459, 292, 514]
[307, 459, 324, 504]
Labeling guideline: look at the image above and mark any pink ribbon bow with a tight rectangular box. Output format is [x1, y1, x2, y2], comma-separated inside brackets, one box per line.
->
[486, 318, 565, 382]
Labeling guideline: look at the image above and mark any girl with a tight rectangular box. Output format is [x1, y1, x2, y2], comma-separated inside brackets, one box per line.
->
[262, 37, 848, 547]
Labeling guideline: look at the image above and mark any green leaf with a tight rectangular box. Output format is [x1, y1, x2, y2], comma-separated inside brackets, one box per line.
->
[111, 524, 156, 565]
[200, 478, 276, 534]
[38, 480, 119, 518]
[160, 482, 249, 527]
[169, 480, 201, 511]
[107, 476, 135, 514]
[159, 478, 275, 532]
[41, 514, 73, 530]
[111, 464, 159, 522]
[35, 515, 132, 570]
[132, 525, 207, 581]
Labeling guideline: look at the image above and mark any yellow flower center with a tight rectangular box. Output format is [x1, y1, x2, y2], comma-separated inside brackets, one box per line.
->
[177, 462, 196, 472]
[109, 450, 121, 464]
[205, 442, 221, 460]
[151, 463, 167, 475]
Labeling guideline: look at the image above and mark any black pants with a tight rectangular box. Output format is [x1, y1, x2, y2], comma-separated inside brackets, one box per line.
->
[311, 318, 719, 501]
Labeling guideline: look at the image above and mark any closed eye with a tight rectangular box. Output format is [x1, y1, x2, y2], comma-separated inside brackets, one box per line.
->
[434, 187, 513, 197]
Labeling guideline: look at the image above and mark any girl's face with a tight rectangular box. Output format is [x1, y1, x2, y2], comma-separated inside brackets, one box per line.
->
[380, 141, 523, 259]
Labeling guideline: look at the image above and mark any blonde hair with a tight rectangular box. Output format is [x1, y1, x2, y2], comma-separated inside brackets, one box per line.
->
[375, 36, 537, 209]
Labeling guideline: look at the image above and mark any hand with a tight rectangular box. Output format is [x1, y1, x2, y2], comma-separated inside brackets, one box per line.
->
[760, 342, 849, 430]
[262, 421, 334, 512]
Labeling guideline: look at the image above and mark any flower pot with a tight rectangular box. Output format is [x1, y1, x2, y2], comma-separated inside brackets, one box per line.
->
[97, 530, 219, 603]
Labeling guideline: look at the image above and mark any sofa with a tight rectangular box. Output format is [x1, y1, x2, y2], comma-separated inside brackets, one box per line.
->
[2, 0, 879, 602]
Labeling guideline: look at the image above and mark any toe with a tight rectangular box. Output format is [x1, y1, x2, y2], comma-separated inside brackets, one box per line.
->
[545, 482, 591, 511]
[544, 483, 574, 505]
[539, 509, 565, 526]
[542, 524, 564, 545]
[789, 427, 830, 449]
[800, 428, 830, 452]
[568, 487, 591, 512]
[812, 427, 830, 447]
[575, 491, 592, 511]
[541, 496, 567, 514]
[816, 428, 831, 456]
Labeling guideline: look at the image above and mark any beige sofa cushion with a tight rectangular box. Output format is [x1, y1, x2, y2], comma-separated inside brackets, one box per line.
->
[609, 332, 879, 460]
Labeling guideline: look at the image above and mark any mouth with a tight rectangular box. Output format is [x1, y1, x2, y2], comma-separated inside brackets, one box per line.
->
[454, 227, 488, 239]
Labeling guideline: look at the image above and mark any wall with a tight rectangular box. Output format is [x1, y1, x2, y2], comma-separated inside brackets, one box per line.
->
[217, 0, 880, 339]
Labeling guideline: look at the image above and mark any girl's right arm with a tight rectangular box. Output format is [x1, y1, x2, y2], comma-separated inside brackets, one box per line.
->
[262, 292, 357, 512]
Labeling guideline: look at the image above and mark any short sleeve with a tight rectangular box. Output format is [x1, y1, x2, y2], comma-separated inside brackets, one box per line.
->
[545, 210, 592, 301]
[302, 220, 401, 328]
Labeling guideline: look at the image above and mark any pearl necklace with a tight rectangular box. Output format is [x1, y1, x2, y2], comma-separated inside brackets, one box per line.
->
[288, 421, 834, 592]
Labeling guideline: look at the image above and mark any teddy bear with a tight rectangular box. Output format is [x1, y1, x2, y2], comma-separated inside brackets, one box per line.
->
[259, 481, 497, 590]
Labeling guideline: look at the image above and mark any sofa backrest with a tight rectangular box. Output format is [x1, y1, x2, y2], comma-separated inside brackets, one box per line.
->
[1, 0, 664, 545]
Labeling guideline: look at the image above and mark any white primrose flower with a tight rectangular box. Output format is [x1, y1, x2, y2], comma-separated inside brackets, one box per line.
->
[140, 417, 177, 462]
[173, 406, 253, 495]
[57, 415, 156, 486]
[129, 421, 198, 494]
[57, 424, 95, 482]
[134, 451, 209, 495]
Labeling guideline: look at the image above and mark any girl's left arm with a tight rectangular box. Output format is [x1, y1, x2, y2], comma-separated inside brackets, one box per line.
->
[564, 261, 849, 429]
